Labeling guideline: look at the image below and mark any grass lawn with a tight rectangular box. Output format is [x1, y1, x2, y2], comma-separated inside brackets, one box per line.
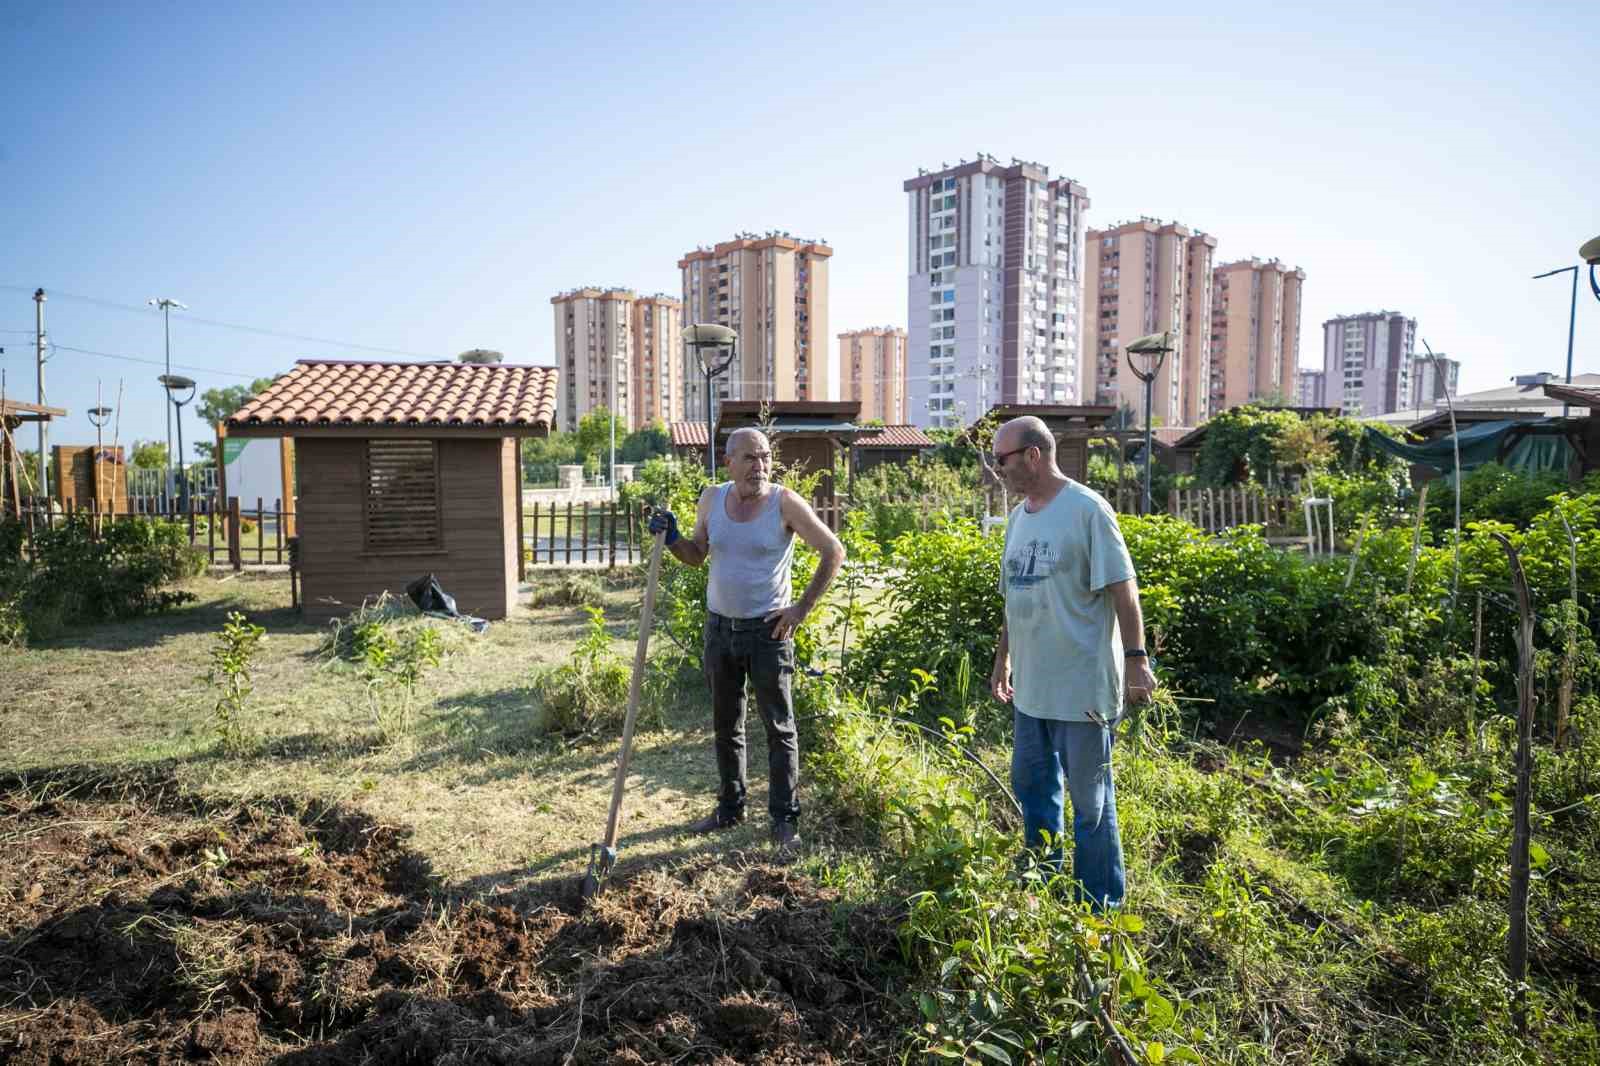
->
[0, 570, 788, 893]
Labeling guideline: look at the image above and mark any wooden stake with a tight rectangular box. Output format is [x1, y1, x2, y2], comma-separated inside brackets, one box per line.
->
[1405, 482, 1431, 595]
[1491, 532, 1535, 1037]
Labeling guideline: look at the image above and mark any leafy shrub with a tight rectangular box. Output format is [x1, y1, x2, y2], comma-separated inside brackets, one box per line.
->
[356, 620, 443, 743]
[847, 455, 983, 552]
[1425, 462, 1573, 535]
[0, 515, 202, 643]
[533, 605, 637, 735]
[846, 517, 1002, 730]
[529, 572, 605, 608]
[205, 611, 267, 752]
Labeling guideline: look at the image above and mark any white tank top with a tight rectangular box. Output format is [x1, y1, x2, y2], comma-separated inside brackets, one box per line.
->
[706, 484, 794, 618]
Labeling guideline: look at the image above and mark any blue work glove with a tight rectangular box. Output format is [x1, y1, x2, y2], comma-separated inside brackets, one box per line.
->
[647, 508, 680, 546]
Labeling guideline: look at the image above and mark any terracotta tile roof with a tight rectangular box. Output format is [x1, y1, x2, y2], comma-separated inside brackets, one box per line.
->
[669, 421, 709, 447]
[228, 360, 558, 432]
[854, 425, 936, 448]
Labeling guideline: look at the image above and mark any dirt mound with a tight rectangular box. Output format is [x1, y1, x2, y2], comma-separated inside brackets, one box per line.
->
[0, 773, 909, 1063]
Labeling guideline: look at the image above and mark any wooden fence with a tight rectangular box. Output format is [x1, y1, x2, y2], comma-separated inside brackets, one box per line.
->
[13, 495, 294, 568]
[1167, 487, 1294, 533]
[521, 501, 646, 573]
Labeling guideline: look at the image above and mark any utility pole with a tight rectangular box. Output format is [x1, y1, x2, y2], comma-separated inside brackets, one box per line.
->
[34, 289, 46, 504]
[148, 297, 187, 498]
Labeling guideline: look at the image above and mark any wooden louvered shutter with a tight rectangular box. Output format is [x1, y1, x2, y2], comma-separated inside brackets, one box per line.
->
[363, 440, 441, 553]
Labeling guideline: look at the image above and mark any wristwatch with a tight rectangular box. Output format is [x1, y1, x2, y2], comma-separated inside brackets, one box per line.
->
[1124, 648, 1149, 658]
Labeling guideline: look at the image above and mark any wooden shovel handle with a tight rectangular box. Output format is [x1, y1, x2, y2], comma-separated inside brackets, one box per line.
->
[601, 528, 667, 849]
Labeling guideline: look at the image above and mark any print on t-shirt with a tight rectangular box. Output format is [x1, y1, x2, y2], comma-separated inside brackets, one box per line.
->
[1005, 536, 1058, 590]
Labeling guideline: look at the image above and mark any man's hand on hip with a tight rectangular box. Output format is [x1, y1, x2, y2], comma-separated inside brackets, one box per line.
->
[1125, 657, 1157, 705]
[764, 604, 807, 641]
[990, 662, 1013, 703]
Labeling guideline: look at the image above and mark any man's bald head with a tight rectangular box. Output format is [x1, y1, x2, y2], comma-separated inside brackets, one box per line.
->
[997, 416, 1055, 459]
[725, 427, 771, 460]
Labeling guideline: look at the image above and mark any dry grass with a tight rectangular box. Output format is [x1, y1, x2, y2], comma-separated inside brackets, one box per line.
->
[0, 571, 783, 889]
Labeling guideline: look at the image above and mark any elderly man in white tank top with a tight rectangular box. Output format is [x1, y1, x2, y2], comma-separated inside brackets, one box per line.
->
[648, 428, 845, 850]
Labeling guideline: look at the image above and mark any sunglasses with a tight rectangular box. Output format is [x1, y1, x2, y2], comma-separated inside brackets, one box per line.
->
[990, 445, 1032, 467]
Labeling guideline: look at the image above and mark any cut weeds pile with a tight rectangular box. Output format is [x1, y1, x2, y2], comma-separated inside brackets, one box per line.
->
[0, 770, 910, 1064]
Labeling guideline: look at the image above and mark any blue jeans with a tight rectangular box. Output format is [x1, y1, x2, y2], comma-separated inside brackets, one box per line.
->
[1011, 709, 1126, 911]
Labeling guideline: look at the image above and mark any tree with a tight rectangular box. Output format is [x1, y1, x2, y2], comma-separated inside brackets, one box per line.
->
[195, 378, 276, 463]
[621, 419, 669, 463]
[575, 406, 622, 467]
[130, 440, 168, 469]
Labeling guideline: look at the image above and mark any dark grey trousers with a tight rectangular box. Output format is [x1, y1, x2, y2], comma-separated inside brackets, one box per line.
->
[703, 612, 801, 823]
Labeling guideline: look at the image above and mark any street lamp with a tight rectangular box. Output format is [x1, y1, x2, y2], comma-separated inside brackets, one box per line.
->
[148, 297, 187, 497]
[159, 374, 196, 513]
[1583, 236, 1600, 305]
[609, 351, 628, 493]
[1126, 331, 1174, 516]
[682, 324, 737, 478]
[1531, 265, 1579, 416]
[87, 396, 113, 514]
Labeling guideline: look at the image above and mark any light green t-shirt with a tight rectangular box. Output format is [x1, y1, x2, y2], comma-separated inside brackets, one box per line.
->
[999, 479, 1136, 723]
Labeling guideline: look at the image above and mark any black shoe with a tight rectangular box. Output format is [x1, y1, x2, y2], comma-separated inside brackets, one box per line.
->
[770, 820, 801, 851]
[688, 808, 744, 834]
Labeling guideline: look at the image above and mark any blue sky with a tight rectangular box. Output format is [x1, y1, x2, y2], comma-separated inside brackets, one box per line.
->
[4, 1, 1597, 459]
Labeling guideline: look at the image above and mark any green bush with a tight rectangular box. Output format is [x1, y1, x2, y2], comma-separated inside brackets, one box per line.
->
[846, 455, 983, 552]
[846, 517, 1002, 730]
[533, 605, 637, 736]
[0, 515, 202, 643]
[1425, 462, 1574, 535]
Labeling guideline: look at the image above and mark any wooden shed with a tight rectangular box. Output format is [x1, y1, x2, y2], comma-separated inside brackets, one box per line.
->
[851, 424, 937, 476]
[226, 359, 557, 623]
[52, 445, 128, 512]
[713, 401, 864, 477]
[981, 404, 1117, 482]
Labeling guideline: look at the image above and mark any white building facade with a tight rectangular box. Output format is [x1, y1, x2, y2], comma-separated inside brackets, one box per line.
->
[904, 157, 1088, 428]
[1321, 311, 1416, 416]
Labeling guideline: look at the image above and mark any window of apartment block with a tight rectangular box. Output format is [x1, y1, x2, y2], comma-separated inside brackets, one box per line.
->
[363, 439, 441, 554]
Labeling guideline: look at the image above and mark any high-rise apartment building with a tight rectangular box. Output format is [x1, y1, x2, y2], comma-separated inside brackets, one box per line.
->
[551, 287, 634, 433]
[631, 295, 683, 428]
[1296, 369, 1326, 408]
[1410, 352, 1459, 411]
[1209, 258, 1306, 413]
[904, 156, 1089, 429]
[551, 288, 683, 432]
[838, 327, 909, 424]
[679, 233, 832, 421]
[1322, 311, 1416, 416]
[1082, 219, 1216, 427]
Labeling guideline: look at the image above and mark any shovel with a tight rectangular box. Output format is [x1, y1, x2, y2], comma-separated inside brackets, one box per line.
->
[579, 524, 668, 901]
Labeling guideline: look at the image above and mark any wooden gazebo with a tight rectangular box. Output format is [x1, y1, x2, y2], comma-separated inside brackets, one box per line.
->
[2, 398, 66, 514]
[227, 359, 558, 622]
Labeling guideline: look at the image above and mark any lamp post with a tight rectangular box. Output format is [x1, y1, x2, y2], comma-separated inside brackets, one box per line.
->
[148, 297, 187, 498]
[1583, 236, 1600, 305]
[609, 352, 628, 493]
[87, 394, 113, 514]
[159, 374, 196, 514]
[1126, 331, 1174, 516]
[682, 324, 737, 478]
[1532, 265, 1579, 417]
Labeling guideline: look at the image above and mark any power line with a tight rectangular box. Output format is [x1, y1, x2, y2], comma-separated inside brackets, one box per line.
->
[51, 342, 264, 381]
[1, 284, 447, 360]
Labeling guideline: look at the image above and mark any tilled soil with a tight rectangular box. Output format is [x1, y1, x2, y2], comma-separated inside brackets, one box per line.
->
[0, 771, 909, 1064]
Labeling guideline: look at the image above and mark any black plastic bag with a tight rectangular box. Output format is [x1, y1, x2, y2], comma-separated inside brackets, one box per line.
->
[406, 573, 458, 616]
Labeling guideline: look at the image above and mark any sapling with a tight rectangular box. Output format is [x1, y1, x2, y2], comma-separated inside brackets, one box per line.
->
[205, 611, 267, 752]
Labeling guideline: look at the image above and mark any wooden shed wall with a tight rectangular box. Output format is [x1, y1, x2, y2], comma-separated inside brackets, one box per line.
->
[296, 437, 516, 623]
